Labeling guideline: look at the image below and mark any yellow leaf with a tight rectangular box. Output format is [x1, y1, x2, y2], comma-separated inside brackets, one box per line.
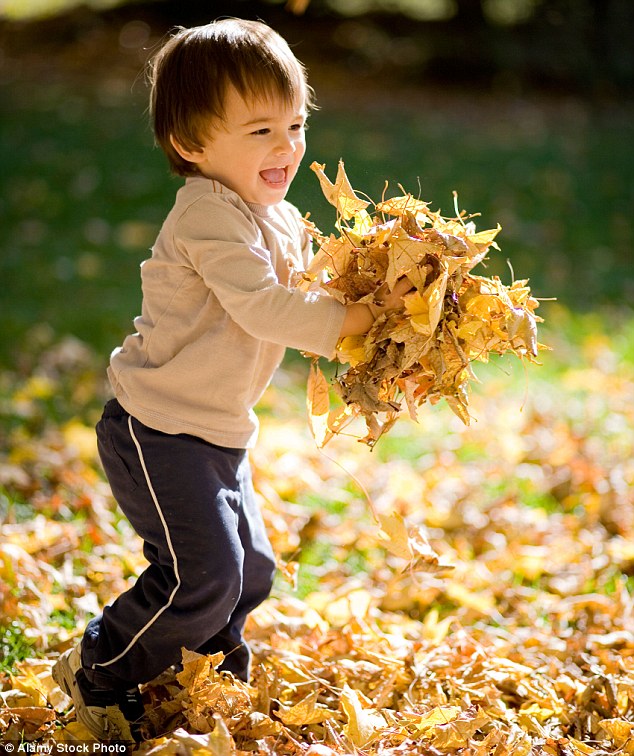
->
[62, 419, 98, 461]
[306, 362, 358, 446]
[341, 684, 384, 748]
[336, 335, 367, 366]
[404, 268, 448, 339]
[377, 512, 453, 574]
[322, 587, 373, 625]
[446, 581, 496, 614]
[566, 737, 601, 755]
[376, 194, 430, 223]
[276, 557, 300, 590]
[600, 719, 634, 748]
[385, 227, 437, 290]
[57, 720, 98, 741]
[327, 403, 358, 437]
[506, 307, 538, 356]
[171, 724, 236, 755]
[208, 713, 236, 756]
[468, 224, 501, 247]
[278, 689, 332, 725]
[310, 160, 369, 220]
[377, 511, 412, 560]
[431, 706, 490, 749]
[306, 361, 331, 447]
[105, 705, 135, 742]
[421, 608, 454, 644]
[347, 208, 376, 243]
[10, 666, 48, 707]
[245, 712, 282, 738]
[410, 705, 462, 735]
[303, 162, 546, 446]
[176, 648, 211, 690]
[305, 233, 355, 282]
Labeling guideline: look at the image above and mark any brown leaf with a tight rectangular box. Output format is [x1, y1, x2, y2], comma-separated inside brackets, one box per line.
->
[0, 706, 56, 740]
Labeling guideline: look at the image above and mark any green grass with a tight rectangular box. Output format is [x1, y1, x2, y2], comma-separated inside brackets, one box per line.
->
[299, 101, 634, 308]
[2, 66, 633, 368]
[0, 622, 39, 673]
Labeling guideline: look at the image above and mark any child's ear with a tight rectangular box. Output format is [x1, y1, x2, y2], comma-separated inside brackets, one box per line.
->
[169, 135, 206, 164]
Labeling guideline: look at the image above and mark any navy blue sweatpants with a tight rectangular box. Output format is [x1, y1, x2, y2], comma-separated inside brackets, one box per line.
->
[81, 399, 276, 688]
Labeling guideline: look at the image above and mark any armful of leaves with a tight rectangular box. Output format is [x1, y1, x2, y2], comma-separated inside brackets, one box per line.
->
[303, 160, 548, 448]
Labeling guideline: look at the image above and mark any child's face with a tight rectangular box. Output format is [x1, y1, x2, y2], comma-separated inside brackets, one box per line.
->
[180, 86, 307, 206]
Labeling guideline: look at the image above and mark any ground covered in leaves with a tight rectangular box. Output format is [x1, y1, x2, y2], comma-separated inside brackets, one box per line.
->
[1, 309, 634, 754]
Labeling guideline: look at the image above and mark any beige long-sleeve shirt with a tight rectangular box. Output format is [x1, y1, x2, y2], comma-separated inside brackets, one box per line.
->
[108, 177, 346, 448]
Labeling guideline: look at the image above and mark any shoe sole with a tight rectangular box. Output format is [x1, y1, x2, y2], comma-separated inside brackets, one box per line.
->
[52, 647, 111, 740]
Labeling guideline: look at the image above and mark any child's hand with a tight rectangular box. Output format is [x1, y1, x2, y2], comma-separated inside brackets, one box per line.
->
[370, 276, 413, 315]
[339, 276, 413, 338]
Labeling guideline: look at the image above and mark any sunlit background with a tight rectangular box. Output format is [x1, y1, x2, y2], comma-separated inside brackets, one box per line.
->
[2, 7, 634, 749]
[1, 0, 633, 365]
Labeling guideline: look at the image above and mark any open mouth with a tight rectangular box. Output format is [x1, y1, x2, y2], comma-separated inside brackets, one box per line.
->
[259, 167, 288, 186]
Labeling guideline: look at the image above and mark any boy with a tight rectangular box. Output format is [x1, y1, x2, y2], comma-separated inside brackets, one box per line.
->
[53, 18, 409, 741]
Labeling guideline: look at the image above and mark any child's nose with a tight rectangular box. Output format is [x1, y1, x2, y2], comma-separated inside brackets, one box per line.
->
[274, 132, 294, 154]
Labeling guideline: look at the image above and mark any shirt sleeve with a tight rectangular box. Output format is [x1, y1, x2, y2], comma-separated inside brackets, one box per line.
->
[174, 194, 346, 358]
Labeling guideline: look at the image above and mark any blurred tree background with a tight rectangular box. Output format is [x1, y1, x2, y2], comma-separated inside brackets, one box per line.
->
[1, 0, 633, 366]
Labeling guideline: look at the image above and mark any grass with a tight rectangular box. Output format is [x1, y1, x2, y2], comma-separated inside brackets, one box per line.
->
[0, 622, 38, 673]
[1, 56, 633, 367]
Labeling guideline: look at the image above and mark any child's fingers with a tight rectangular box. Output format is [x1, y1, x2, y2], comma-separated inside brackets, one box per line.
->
[383, 276, 414, 308]
[393, 276, 414, 297]
[373, 276, 413, 311]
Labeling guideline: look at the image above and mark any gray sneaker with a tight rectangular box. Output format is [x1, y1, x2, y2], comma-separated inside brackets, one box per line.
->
[52, 645, 144, 741]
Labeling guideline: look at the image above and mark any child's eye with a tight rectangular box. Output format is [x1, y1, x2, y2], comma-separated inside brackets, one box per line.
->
[290, 123, 306, 132]
[251, 128, 270, 136]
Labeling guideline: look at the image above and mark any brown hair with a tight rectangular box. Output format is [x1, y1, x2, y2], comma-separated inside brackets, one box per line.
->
[148, 18, 315, 176]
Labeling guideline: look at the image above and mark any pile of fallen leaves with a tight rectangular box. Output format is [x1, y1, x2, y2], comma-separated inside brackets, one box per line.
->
[302, 161, 545, 446]
[2, 317, 634, 755]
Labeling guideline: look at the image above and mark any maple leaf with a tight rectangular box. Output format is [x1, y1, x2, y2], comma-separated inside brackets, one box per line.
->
[306, 361, 357, 447]
[384, 225, 437, 290]
[403, 267, 448, 340]
[599, 719, 634, 750]
[176, 648, 214, 689]
[169, 721, 236, 755]
[408, 704, 462, 736]
[303, 233, 356, 284]
[0, 706, 56, 741]
[340, 684, 385, 748]
[431, 706, 490, 748]
[377, 511, 454, 574]
[306, 361, 331, 448]
[468, 223, 502, 249]
[311, 160, 369, 221]
[336, 334, 367, 366]
[325, 271, 377, 303]
[7, 316, 634, 756]
[376, 193, 431, 223]
[277, 689, 332, 725]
